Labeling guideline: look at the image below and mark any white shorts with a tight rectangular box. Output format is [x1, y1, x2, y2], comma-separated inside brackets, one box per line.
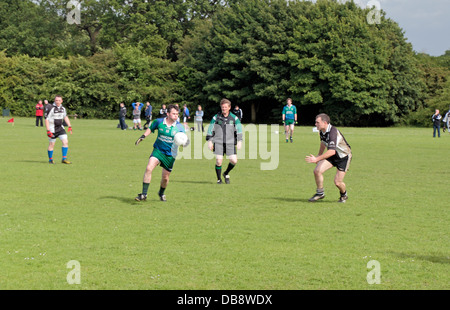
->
[133, 119, 141, 124]
[49, 134, 68, 143]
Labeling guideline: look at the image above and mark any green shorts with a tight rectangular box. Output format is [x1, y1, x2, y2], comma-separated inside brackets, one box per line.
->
[151, 148, 175, 172]
[285, 119, 295, 126]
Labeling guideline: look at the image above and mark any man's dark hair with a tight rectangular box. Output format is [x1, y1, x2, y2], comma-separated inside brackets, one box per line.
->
[167, 104, 180, 113]
[316, 113, 330, 124]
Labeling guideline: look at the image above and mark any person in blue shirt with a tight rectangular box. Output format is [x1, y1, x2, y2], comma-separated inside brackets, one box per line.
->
[132, 102, 144, 111]
[182, 104, 190, 130]
[134, 104, 188, 202]
[143, 102, 153, 130]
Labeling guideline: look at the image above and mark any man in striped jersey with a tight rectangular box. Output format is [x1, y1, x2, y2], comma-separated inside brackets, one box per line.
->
[305, 113, 352, 203]
[45, 95, 73, 164]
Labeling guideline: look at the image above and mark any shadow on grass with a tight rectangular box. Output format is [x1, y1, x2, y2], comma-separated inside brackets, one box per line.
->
[99, 195, 143, 205]
[265, 197, 338, 204]
[18, 160, 49, 164]
[388, 251, 450, 264]
[171, 180, 212, 184]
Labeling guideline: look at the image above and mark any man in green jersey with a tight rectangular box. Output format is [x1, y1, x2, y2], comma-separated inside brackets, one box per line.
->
[134, 104, 187, 202]
[282, 98, 297, 143]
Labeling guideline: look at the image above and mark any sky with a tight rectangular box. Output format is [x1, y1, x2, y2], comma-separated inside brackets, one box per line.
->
[306, 0, 450, 56]
[378, 0, 450, 56]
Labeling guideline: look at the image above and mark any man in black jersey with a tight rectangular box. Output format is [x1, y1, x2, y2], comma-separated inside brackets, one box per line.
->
[206, 98, 243, 184]
[305, 113, 352, 203]
[45, 95, 73, 164]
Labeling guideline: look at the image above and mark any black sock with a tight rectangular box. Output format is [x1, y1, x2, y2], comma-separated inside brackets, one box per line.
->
[340, 191, 347, 197]
[224, 163, 235, 175]
[215, 165, 222, 180]
[159, 187, 166, 196]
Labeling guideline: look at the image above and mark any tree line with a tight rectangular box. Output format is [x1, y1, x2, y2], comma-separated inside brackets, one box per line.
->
[0, 0, 448, 126]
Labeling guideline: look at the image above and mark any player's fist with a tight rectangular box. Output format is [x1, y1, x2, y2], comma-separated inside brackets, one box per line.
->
[135, 135, 146, 146]
[237, 140, 242, 150]
[47, 130, 55, 138]
[295, 121, 298, 125]
[68, 127, 73, 134]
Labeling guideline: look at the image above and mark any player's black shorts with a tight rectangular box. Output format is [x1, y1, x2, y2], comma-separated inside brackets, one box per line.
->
[326, 153, 352, 172]
[213, 143, 236, 156]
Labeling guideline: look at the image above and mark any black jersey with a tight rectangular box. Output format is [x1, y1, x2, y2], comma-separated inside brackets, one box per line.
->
[320, 124, 351, 158]
[46, 105, 67, 133]
[206, 112, 243, 145]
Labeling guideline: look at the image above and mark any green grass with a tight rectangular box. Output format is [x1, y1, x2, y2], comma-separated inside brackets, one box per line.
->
[0, 117, 449, 289]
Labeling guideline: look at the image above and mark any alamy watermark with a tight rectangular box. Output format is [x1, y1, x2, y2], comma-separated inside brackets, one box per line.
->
[366, 260, 381, 284]
[66, 260, 81, 284]
[66, 0, 81, 25]
[177, 124, 280, 171]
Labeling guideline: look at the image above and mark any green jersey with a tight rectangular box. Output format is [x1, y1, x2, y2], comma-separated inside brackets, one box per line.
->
[150, 117, 185, 157]
[282, 105, 297, 120]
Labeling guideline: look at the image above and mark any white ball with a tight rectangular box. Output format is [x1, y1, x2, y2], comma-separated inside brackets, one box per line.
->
[174, 132, 188, 146]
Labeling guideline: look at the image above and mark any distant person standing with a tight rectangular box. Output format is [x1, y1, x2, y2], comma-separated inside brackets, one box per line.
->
[182, 104, 190, 130]
[443, 108, 450, 133]
[232, 105, 243, 121]
[432, 109, 442, 138]
[159, 104, 167, 118]
[45, 95, 73, 164]
[44, 100, 53, 119]
[35, 100, 44, 127]
[195, 105, 204, 132]
[133, 104, 142, 130]
[143, 101, 153, 129]
[119, 103, 127, 130]
[282, 98, 297, 143]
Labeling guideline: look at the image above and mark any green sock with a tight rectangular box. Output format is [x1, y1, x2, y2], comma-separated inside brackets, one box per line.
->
[142, 183, 150, 195]
[159, 187, 166, 196]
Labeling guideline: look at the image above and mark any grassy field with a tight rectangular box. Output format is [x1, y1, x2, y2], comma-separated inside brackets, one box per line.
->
[0, 117, 449, 290]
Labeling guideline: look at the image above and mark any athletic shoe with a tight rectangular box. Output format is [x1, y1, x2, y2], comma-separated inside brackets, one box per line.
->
[290, 137, 293, 143]
[338, 195, 348, 203]
[61, 159, 72, 164]
[159, 194, 167, 202]
[286, 139, 289, 143]
[223, 173, 230, 184]
[308, 193, 325, 202]
[217, 179, 222, 185]
[135, 193, 147, 201]
[49, 160, 54, 164]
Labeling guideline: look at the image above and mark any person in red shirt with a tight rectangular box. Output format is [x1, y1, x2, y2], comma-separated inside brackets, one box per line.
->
[35, 100, 44, 127]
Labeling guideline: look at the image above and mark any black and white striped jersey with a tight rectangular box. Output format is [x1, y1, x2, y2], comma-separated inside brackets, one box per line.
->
[320, 124, 351, 158]
[46, 105, 67, 133]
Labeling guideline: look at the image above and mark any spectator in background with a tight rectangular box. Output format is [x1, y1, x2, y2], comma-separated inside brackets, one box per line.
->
[195, 105, 204, 132]
[442, 107, 450, 133]
[133, 103, 142, 130]
[143, 101, 153, 130]
[232, 105, 243, 122]
[182, 104, 190, 130]
[159, 104, 167, 118]
[119, 103, 127, 130]
[132, 101, 144, 111]
[35, 100, 44, 127]
[432, 109, 442, 138]
[44, 100, 53, 119]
